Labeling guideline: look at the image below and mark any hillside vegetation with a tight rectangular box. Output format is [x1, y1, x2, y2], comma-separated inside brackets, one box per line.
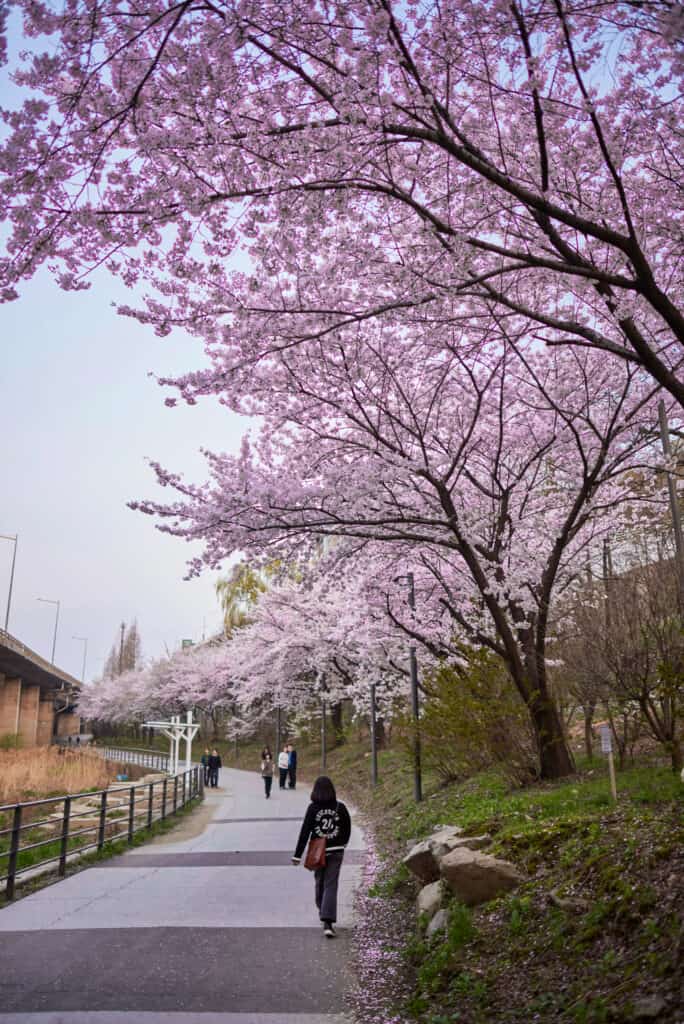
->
[225, 735, 683, 1024]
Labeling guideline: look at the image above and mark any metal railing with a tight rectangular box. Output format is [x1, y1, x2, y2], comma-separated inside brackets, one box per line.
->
[0, 765, 202, 900]
[97, 746, 170, 772]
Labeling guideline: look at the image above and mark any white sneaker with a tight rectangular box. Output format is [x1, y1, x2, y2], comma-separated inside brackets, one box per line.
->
[323, 924, 335, 938]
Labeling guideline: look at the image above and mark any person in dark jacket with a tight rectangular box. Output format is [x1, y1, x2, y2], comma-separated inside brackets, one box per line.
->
[291, 776, 351, 937]
[287, 743, 297, 790]
[208, 749, 222, 788]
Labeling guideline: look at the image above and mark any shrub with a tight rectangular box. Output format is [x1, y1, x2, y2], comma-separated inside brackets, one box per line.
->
[418, 651, 539, 786]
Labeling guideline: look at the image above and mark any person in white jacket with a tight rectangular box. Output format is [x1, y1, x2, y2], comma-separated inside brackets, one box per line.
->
[278, 746, 290, 789]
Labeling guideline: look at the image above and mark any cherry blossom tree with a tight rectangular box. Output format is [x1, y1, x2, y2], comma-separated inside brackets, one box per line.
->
[137, 326, 664, 778]
[3, 1, 682, 778]
[78, 642, 235, 724]
[225, 568, 410, 724]
[1, 1, 683, 403]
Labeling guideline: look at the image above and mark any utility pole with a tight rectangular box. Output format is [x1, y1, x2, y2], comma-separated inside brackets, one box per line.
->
[658, 399, 684, 610]
[118, 621, 125, 675]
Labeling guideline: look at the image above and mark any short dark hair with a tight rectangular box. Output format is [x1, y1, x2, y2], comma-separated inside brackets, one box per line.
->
[311, 775, 336, 804]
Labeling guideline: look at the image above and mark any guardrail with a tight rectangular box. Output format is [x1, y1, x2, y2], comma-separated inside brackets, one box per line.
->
[0, 765, 202, 900]
[97, 746, 171, 772]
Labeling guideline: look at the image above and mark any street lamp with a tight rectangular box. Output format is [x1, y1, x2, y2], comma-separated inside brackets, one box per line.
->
[0, 533, 18, 632]
[36, 597, 60, 664]
[72, 635, 88, 682]
[395, 572, 423, 802]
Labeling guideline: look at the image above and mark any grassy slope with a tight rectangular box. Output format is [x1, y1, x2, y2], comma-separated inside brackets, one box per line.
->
[229, 736, 682, 1024]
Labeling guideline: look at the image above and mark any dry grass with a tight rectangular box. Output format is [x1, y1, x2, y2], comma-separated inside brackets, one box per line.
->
[0, 748, 116, 805]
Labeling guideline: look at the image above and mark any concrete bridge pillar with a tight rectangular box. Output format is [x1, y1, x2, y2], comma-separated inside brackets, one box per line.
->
[0, 674, 22, 738]
[18, 682, 40, 746]
[56, 711, 81, 738]
[37, 696, 56, 745]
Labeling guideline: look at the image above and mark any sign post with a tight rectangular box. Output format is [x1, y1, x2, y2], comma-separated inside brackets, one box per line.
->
[600, 725, 617, 801]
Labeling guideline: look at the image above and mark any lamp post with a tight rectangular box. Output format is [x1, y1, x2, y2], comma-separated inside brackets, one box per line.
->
[72, 635, 88, 682]
[369, 682, 379, 786]
[37, 597, 60, 663]
[321, 698, 327, 772]
[0, 533, 18, 632]
[395, 572, 423, 802]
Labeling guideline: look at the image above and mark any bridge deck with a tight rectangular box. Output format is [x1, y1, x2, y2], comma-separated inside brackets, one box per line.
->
[0, 629, 80, 694]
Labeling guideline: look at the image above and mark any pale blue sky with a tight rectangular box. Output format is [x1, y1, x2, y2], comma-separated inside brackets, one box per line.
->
[0, 269, 248, 680]
[0, 15, 245, 682]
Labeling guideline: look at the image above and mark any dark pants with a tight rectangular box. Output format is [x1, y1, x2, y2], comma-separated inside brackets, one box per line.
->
[279, 767, 288, 788]
[315, 849, 344, 924]
[209, 768, 219, 788]
[288, 766, 297, 789]
[203, 766, 210, 785]
[263, 775, 273, 798]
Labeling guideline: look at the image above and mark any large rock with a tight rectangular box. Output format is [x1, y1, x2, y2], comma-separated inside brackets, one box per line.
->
[416, 880, 443, 920]
[431, 834, 491, 862]
[440, 847, 522, 906]
[426, 908, 449, 938]
[403, 839, 440, 883]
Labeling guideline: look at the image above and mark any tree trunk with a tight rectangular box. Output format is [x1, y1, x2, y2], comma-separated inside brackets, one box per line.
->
[583, 705, 595, 761]
[330, 701, 345, 747]
[529, 695, 576, 779]
[375, 716, 386, 749]
[669, 738, 683, 773]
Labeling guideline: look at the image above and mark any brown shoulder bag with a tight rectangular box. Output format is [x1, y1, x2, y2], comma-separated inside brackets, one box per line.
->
[304, 836, 327, 871]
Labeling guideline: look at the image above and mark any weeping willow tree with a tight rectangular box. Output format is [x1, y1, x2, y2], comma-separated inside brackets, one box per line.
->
[215, 563, 270, 636]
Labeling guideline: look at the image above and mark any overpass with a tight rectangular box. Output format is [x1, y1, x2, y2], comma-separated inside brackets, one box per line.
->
[0, 628, 81, 745]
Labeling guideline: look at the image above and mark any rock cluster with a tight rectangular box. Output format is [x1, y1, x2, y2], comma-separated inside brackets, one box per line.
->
[403, 824, 522, 927]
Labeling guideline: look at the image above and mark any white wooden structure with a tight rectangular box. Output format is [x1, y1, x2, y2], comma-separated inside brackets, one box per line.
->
[143, 710, 199, 774]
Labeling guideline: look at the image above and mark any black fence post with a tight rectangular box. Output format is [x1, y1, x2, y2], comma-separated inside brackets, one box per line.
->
[162, 778, 168, 821]
[59, 796, 71, 877]
[127, 788, 135, 844]
[182, 771, 187, 808]
[98, 790, 107, 851]
[6, 805, 22, 901]
[147, 783, 154, 828]
[173, 775, 178, 814]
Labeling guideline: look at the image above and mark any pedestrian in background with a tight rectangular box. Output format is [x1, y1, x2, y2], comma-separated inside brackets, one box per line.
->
[287, 743, 298, 790]
[261, 752, 274, 798]
[208, 748, 222, 788]
[278, 746, 289, 789]
[291, 775, 351, 938]
[201, 748, 211, 786]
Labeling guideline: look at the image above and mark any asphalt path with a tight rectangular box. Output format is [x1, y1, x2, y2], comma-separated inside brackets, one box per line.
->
[0, 767, 365, 1024]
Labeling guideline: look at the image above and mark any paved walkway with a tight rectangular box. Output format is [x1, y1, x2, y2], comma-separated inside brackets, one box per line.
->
[0, 767, 366, 1024]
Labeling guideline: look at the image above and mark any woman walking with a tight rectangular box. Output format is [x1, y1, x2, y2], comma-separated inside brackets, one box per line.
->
[291, 776, 351, 937]
[261, 752, 274, 798]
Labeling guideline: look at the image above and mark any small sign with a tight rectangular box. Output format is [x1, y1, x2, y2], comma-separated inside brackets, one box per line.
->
[181, 639, 194, 649]
[600, 725, 612, 754]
